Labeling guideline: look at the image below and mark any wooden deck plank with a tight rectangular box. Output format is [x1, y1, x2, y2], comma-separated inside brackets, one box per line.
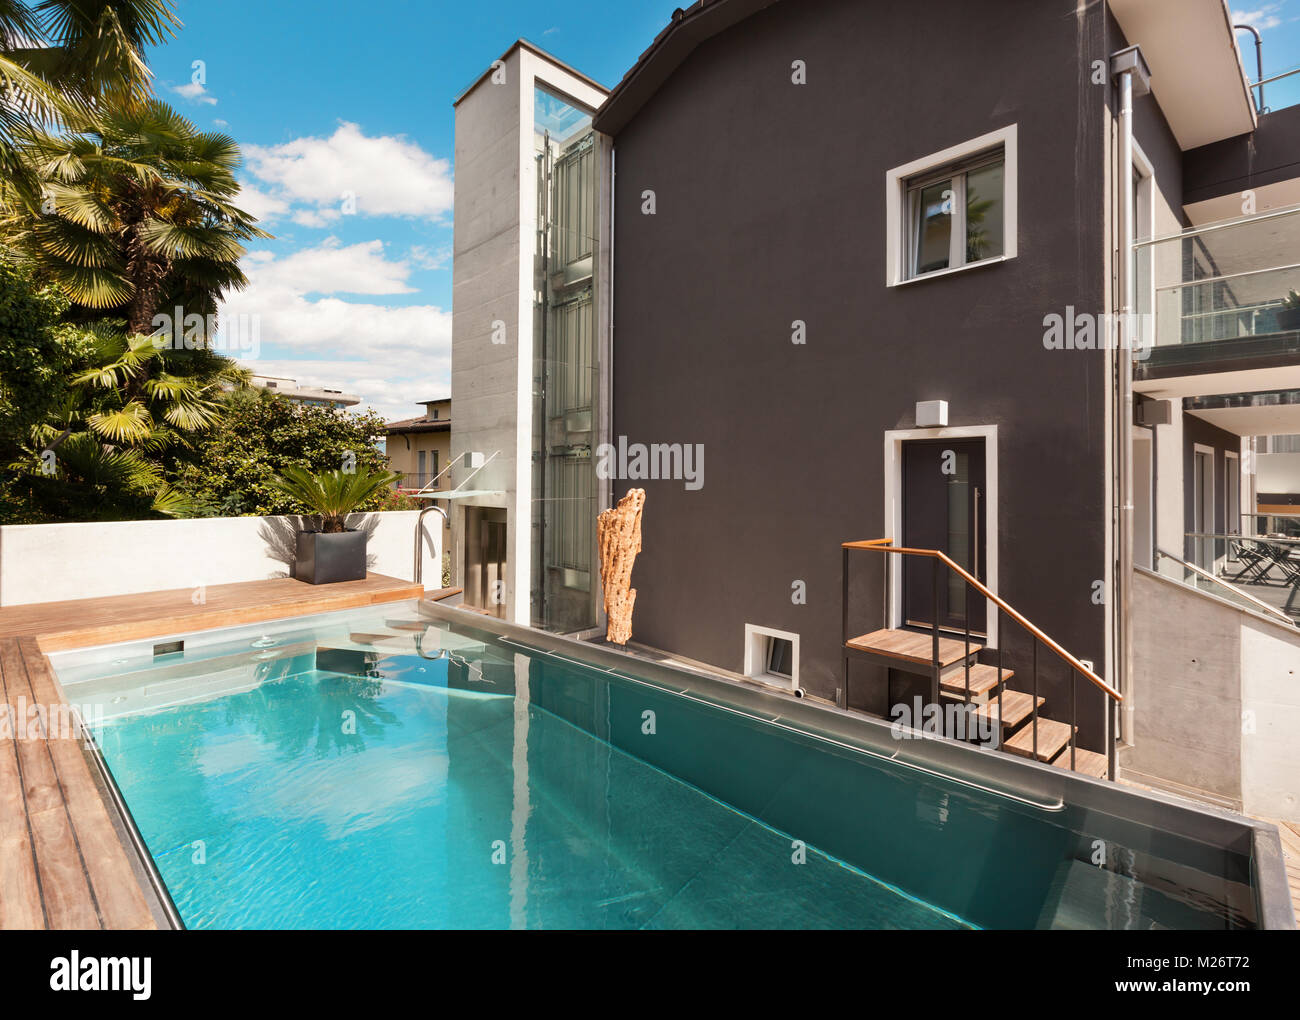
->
[1003, 718, 1075, 762]
[0, 731, 45, 929]
[0, 642, 63, 816]
[1050, 745, 1109, 779]
[26, 802, 99, 929]
[972, 690, 1044, 729]
[19, 639, 154, 930]
[0, 573, 424, 652]
[941, 663, 1011, 699]
[1, 638, 100, 928]
[846, 628, 982, 667]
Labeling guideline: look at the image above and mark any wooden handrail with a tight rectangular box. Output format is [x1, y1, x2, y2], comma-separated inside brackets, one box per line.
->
[843, 538, 1122, 703]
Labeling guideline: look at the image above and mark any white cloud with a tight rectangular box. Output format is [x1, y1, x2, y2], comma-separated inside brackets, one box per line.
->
[1232, 4, 1285, 30]
[246, 237, 416, 296]
[213, 118, 229, 127]
[172, 81, 218, 105]
[244, 122, 453, 224]
[408, 244, 452, 270]
[234, 183, 289, 223]
[220, 239, 451, 420]
[290, 207, 341, 228]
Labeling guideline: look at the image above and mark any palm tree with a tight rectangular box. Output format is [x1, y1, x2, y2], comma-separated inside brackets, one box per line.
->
[0, 1, 180, 185]
[7, 318, 248, 519]
[271, 467, 405, 534]
[6, 98, 270, 333]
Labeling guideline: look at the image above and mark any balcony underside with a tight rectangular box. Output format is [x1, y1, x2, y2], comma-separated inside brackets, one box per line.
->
[1134, 330, 1300, 399]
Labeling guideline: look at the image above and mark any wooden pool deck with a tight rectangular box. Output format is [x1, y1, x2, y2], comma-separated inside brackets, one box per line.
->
[0, 573, 430, 929]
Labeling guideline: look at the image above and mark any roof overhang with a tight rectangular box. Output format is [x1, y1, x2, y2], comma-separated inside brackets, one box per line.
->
[1109, 0, 1256, 150]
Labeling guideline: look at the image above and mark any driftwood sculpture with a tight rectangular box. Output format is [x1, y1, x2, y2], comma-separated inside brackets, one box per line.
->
[597, 488, 645, 645]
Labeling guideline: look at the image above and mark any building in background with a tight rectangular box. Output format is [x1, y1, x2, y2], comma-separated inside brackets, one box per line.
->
[248, 374, 360, 409]
[386, 398, 452, 492]
[386, 398, 453, 559]
[450, 40, 609, 625]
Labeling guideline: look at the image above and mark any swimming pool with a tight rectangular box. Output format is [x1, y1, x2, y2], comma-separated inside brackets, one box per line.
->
[51, 600, 1290, 929]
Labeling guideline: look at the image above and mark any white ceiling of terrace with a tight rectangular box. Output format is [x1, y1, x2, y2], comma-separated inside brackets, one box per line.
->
[1187, 403, 1300, 436]
[1110, 0, 1256, 150]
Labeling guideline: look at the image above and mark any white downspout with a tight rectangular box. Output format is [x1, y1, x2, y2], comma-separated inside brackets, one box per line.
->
[1110, 45, 1150, 774]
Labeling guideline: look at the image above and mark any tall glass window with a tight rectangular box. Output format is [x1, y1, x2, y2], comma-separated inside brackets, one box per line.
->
[531, 87, 601, 632]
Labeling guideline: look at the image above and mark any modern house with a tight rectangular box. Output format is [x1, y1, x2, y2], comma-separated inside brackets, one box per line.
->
[450, 2, 1300, 821]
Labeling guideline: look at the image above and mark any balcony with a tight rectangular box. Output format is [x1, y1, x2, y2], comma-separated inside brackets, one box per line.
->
[1134, 204, 1300, 397]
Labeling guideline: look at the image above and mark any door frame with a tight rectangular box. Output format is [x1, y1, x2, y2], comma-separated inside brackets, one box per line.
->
[1193, 442, 1216, 570]
[884, 425, 999, 648]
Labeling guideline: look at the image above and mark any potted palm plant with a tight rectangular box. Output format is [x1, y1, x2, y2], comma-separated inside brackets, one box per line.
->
[1279, 290, 1300, 333]
[271, 466, 402, 584]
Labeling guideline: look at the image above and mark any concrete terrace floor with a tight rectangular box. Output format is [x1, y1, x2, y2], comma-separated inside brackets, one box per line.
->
[0, 574, 437, 929]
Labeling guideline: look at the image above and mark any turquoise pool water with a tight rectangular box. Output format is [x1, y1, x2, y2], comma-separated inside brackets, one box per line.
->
[60, 605, 1258, 930]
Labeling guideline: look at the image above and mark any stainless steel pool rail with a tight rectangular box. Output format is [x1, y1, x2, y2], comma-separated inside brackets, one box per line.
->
[413, 505, 449, 585]
[73, 705, 186, 930]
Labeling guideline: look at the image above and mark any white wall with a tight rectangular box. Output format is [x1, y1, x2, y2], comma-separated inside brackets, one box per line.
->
[1129, 567, 1300, 822]
[0, 510, 439, 606]
[1257, 452, 1300, 494]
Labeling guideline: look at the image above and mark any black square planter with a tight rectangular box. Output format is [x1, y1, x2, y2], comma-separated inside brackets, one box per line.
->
[295, 530, 367, 584]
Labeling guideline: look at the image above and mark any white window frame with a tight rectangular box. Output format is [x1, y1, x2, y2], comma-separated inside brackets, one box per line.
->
[1224, 449, 1240, 540]
[743, 624, 800, 693]
[886, 124, 1018, 287]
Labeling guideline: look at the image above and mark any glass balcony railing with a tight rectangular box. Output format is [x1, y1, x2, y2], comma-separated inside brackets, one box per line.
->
[1134, 204, 1300, 362]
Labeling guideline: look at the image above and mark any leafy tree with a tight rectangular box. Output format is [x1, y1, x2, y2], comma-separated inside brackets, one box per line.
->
[1, 254, 249, 522]
[173, 390, 396, 517]
[4, 98, 269, 334]
[0, 253, 80, 456]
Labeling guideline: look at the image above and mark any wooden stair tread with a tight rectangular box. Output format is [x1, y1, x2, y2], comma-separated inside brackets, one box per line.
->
[1003, 718, 1075, 762]
[972, 690, 1044, 728]
[1051, 746, 1109, 779]
[845, 628, 981, 668]
[940, 663, 1013, 698]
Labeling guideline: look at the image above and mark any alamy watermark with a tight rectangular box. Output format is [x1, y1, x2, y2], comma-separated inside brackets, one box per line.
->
[150, 307, 261, 359]
[595, 436, 704, 491]
[889, 697, 998, 746]
[0, 698, 103, 746]
[1042, 307, 1152, 359]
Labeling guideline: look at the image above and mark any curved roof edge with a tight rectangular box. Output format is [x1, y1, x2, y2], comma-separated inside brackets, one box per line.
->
[592, 0, 780, 136]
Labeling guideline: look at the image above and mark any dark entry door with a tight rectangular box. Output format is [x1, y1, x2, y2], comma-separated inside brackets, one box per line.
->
[903, 439, 986, 632]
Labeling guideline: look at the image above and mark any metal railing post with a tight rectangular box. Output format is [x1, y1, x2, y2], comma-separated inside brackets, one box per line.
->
[932, 558, 941, 723]
[842, 545, 851, 710]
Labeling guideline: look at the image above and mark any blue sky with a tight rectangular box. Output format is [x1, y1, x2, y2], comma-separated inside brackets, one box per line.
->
[145, 0, 673, 419]
[144, 1, 1300, 421]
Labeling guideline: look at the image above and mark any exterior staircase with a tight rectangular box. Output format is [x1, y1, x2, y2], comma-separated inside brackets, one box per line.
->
[845, 627, 1109, 778]
[841, 537, 1121, 780]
